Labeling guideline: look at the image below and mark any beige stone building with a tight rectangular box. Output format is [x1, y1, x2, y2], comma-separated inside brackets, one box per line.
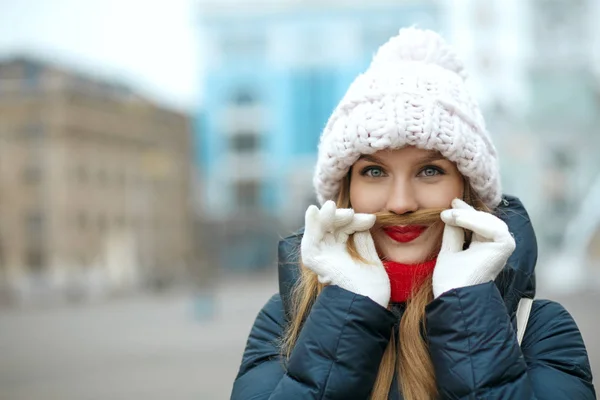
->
[0, 57, 194, 299]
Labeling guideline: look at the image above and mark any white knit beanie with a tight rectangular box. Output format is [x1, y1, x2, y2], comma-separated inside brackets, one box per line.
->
[313, 27, 501, 209]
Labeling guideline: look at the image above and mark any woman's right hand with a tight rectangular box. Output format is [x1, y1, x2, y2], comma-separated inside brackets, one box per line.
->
[301, 201, 391, 308]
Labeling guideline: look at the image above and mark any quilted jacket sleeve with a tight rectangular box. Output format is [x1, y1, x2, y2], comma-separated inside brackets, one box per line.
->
[231, 285, 396, 400]
[426, 281, 596, 399]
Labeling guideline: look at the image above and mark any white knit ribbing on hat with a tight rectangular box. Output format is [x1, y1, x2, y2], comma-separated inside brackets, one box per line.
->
[313, 28, 502, 209]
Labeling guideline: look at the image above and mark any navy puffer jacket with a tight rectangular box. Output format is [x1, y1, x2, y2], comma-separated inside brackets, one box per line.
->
[231, 195, 596, 399]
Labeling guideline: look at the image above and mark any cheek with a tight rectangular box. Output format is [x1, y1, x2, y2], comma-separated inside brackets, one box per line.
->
[419, 179, 464, 208]
[349, 181, 387, 213]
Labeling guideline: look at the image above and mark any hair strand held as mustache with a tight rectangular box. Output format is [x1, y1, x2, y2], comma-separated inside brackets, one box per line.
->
[373, 208, 445, 228]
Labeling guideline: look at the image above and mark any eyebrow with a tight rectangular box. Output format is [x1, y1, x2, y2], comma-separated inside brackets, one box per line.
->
[357, 154, 384, 164]
[357, 151, 447, 165]
[417, 152, 446, 164]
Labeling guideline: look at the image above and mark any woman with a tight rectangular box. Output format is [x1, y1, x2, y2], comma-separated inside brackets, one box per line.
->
[231, 28, 595, 399]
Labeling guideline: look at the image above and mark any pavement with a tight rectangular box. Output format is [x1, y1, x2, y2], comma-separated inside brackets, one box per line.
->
[0, 272, 598, 400]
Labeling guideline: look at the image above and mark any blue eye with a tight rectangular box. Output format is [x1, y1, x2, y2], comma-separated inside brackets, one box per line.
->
[419, 166, 444, 177]
[360, 166, 386, 178]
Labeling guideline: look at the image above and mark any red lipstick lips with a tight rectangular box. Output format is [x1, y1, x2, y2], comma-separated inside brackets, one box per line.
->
[383, 225, 426, 243]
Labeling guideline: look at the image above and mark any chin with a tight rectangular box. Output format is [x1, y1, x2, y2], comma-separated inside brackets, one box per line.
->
[381, 250, 431, 264]
[377, 239, 439, 264]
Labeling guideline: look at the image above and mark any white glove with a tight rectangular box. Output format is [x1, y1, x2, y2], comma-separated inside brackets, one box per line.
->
[301, 201, 391, 308]
[433, 198, 516, 298]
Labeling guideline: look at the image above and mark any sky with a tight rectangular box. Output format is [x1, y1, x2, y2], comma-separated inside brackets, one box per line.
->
[0, 0, 201, 112]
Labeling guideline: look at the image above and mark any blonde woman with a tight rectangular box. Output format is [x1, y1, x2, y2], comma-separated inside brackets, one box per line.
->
[231, 28, 595, 399]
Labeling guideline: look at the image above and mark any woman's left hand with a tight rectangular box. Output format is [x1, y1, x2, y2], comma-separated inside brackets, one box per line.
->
[432, 199, 516, 298]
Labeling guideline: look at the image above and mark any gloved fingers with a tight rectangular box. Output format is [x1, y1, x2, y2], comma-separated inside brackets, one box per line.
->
[319, 200, 337, 233]
[340, 213, 376, 235]
[449, 199, 513, 245]
[322, 232, 338, 247]
[300, 249, 331, 276]
[439, 223, 465, 254]
[333, 208, 355, 229]
[441, 208, 514, 246]
[335, 231, 350, 243]
[451, 198, 474, 210]
[353, 231, 380, 262]
[303, 205, 323, 246]
[468, 238, 516, 257]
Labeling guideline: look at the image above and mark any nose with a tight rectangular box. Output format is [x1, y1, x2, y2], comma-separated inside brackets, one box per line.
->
[385, 179, 419, 215]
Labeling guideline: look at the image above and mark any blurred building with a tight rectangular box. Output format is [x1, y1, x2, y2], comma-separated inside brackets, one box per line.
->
[195, 0, 600, 278]
[0, 57, 194, 302]
[442, 0, 530, 116]
[196, 0, 441, 271]
[525, 0, 600, 247]
[445, 0, 600, 289]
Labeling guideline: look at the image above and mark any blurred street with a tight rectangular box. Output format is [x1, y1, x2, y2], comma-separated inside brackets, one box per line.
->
[1, 272, 598, 400]
[0, 272, 279, 400]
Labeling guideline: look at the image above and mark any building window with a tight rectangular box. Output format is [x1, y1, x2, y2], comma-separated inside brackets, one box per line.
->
[235, 181, 261, 209]
[230, 132, 259, 153]
[23, 164, 42, 183]
[25, 211, 44, 242]
[25, 248, 45, 272]
[23, 61, 41, 89]
[21, 123, 44, 139]
[232, 89, 256, 105]
[551, 147, 573, 169]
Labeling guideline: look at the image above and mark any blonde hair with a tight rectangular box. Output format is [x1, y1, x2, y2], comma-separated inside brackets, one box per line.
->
[281, 171, 488, 400]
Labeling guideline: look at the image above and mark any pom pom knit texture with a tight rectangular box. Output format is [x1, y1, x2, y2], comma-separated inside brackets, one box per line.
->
[313, 28, 501, 209]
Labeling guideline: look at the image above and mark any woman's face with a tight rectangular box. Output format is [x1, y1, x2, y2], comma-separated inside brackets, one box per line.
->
[349, 146, 464, 264]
